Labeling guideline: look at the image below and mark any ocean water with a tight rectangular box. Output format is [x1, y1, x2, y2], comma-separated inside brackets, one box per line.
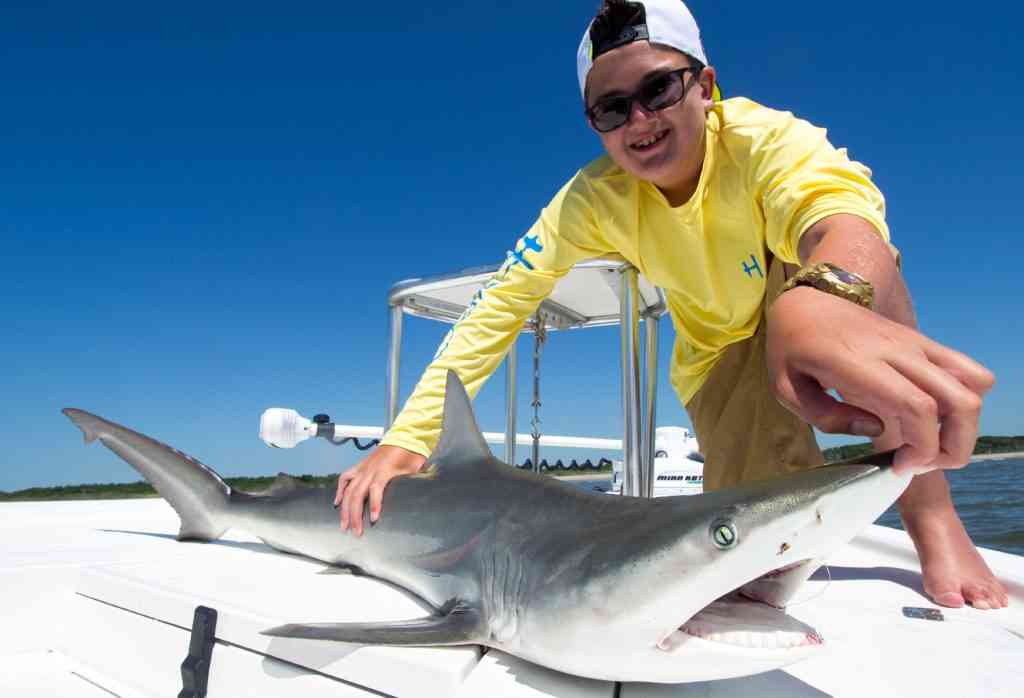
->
[573, 456, 1024, 557]
[876, 456, 1024, 557]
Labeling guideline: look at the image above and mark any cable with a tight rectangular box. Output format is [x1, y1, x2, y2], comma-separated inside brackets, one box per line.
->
[338, 437, 380, 451]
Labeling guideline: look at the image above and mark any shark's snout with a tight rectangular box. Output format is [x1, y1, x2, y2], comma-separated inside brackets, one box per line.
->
[642, 461, 910, 674]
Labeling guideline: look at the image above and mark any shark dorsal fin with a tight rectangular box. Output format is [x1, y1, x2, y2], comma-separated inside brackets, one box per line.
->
[427, 371, 494, 475]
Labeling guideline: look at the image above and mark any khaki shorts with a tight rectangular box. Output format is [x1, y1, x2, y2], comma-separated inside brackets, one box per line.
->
[685, 254, 824, 492]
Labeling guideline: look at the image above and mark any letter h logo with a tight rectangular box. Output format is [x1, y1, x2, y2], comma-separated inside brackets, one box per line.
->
[742, 254, 763, 279]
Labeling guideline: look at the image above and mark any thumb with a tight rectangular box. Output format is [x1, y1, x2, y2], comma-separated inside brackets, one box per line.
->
[780, 372, 884, 437]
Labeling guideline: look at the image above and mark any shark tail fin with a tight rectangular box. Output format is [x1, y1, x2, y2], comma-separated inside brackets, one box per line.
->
[62, 408, 233, 542]
[260, 599, 483, 646]
[66, 409, 101, 444]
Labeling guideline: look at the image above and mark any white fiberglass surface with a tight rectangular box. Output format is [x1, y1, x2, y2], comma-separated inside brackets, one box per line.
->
[2, 500, 1023, 697]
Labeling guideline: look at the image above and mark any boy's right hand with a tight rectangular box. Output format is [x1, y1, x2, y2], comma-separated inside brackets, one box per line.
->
[334, 444, 426, 535]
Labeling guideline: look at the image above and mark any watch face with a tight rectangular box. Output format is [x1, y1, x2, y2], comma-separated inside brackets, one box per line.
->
[831, 267, 860, 285]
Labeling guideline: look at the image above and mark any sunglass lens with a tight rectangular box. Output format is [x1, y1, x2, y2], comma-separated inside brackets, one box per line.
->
[591, 98, 631, 132]
[641, 73, 684, 111]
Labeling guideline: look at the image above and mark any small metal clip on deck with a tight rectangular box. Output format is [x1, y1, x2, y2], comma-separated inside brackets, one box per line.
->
[902, 606, 945, 622]
[178, 605, 218, 698]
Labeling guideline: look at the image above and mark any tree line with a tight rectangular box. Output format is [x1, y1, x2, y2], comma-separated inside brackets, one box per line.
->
[3, 436, 1021, 501]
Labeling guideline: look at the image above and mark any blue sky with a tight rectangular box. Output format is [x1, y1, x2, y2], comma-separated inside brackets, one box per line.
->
[2, 1, 1021, 491]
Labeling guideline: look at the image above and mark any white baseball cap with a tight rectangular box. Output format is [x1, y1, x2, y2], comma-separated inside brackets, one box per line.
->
[577, 0, 710, 97]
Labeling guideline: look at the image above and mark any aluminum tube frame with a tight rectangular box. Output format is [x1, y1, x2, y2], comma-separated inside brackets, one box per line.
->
[505, 341, 517, 465]
[641, 313, 659, 499]
[619, 266, 642, 498]
[385, 304, 403, 430]
[327, 425, 622, 450]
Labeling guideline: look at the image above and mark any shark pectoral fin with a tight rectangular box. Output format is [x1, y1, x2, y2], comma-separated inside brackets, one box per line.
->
[261, 599, 483, 646]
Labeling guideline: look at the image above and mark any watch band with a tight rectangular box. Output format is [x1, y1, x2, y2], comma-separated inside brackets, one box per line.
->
[779, 262, 875, 309]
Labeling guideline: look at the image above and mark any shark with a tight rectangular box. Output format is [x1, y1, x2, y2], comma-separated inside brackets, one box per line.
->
[63, 371, 910, 683]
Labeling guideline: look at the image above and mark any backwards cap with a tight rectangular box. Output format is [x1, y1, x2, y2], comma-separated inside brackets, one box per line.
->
[576, 0, 709, 96]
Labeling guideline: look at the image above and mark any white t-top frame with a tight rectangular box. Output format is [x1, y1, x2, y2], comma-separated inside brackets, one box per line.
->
[385, 257, 667, 498]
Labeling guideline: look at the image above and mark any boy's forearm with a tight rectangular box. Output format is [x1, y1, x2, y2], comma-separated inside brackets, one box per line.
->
[799, 215, 963, 509]
[797, 213, 902, 313]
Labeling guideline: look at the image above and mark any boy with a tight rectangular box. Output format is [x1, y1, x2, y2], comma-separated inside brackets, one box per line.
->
[336, 0, 1005, 609]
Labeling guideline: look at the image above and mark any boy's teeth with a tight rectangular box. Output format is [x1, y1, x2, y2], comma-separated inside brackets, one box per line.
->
[635, 132, 665, 148]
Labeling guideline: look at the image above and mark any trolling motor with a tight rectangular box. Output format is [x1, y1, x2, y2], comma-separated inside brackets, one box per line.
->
[258, 408, 381, 450]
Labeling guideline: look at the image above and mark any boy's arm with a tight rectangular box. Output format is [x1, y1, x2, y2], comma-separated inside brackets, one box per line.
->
[743, 106, 993, 474]
[336, 175, 611, 534]
[767, 214, 993, 474]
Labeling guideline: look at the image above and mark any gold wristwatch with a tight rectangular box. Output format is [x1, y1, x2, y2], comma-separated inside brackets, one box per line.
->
[779, 262, 874, 309]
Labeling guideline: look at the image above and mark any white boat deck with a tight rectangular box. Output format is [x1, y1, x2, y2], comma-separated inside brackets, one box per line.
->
[2, 498, 1022, 697]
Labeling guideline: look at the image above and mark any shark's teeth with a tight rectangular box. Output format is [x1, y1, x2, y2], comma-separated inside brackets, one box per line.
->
[659, 626, 824, 651]
[662, 597, 824, 652]
[678, 621, 823, 650]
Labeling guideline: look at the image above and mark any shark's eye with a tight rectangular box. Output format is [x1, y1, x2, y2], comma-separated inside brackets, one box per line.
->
[711, 520, 738, 549]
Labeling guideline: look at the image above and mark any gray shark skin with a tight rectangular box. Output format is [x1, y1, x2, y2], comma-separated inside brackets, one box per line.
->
[63, 372, 910, 683]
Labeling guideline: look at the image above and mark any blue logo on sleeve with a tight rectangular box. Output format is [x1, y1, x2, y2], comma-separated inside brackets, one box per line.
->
[508, 234, 544, 271]
[742, 254, 763, 279]
[434, 233, 545, 360]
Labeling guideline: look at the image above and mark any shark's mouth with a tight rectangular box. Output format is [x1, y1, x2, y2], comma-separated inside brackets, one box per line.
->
[659, 560, 824, 652]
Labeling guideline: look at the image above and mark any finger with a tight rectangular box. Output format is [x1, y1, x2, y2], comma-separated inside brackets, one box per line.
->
[922, 341, 996, 396]
[339, 475, 366, 532]
[338, 477, 354, 530]
[368, 480, 386, 523]
[347, 479, 369, 536]
[936, 416, 976, 471]
[775, 369, 883, 437]
[888, 353, 982, 468]
[335, 470, 355, 507]
[811, 359, 941, 473]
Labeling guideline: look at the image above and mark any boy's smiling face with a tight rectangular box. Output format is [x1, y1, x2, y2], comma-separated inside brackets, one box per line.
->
[586, 41, 716, 205]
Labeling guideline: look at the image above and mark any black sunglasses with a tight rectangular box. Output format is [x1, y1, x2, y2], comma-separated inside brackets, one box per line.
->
[585, 66, 701, 133]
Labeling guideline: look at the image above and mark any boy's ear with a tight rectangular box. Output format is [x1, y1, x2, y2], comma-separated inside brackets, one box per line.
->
[700, 66, 718, 111]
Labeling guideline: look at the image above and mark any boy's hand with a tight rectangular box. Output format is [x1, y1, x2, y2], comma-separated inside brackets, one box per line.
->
[334, 445, 426, 535]
[766, 286, 994, 475]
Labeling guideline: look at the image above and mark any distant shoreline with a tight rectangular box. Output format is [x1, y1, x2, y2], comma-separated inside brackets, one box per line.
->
[0, 468, 615, 503]
[2, 450, 1020, 503]
[971, 451, 1024, 462]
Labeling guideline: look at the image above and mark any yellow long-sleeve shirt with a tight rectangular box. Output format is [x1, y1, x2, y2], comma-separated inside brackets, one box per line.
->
[382, 97, 890, 458]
